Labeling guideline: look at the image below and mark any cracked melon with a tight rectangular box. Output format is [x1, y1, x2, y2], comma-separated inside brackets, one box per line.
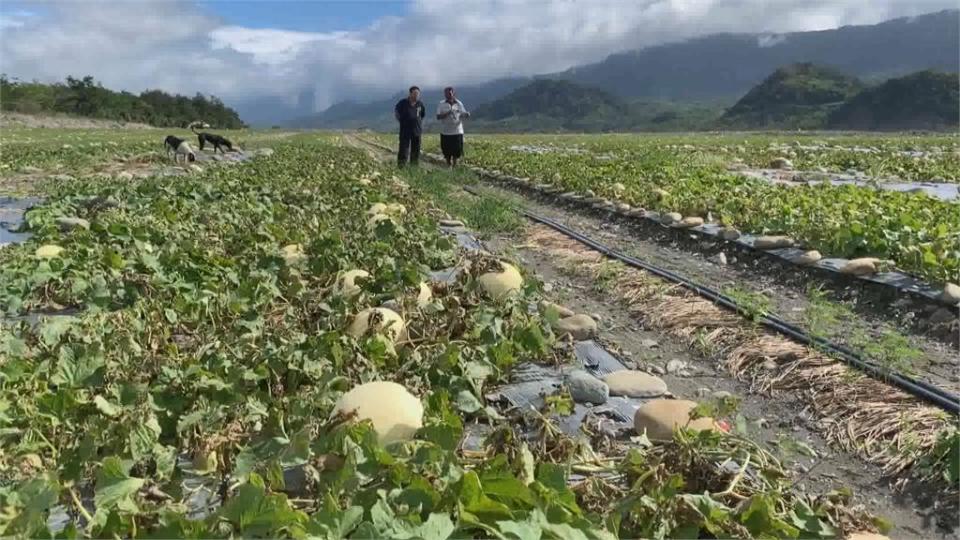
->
[347, 307, 405, 343]
[478, 261, 523, 299]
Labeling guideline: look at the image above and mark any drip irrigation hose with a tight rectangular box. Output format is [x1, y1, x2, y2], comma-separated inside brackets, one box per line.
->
[358, 136, 960, 414]
[519, 208, 960, 415]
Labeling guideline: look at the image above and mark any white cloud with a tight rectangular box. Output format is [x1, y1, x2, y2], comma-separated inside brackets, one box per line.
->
[0, 0, 956, 118]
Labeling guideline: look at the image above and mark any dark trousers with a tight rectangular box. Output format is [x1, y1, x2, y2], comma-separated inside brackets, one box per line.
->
[398, 132, 421, 167]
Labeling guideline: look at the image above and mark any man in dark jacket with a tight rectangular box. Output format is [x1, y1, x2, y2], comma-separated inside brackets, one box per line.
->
[394, 86, 426, 167]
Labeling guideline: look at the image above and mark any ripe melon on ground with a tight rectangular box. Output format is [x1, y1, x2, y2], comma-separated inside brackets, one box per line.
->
[35, 244, 64, 258]
[281, 244, 305, 264]
[478, 261, 523, 299]
[347, 307, 405, 343]
[333, 381, 423, 444]
[337, 269, 370, 297]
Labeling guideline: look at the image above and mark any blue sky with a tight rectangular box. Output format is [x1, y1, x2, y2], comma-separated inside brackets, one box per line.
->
[196, 0, 411, 32]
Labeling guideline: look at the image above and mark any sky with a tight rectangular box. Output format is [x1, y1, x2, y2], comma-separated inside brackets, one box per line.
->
[0, 0, 956, 117]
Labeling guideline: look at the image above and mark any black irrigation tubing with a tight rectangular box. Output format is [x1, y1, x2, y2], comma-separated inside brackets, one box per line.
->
[363, 137, 960, 413]
[520, 209, 960, 415]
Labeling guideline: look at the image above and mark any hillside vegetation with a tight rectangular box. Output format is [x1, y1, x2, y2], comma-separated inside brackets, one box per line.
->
[0, 75, 245, 128]
[828, 70, 960, 131]
[720, 63, 864, 129]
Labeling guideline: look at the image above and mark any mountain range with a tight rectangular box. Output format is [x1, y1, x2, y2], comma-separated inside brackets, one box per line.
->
[289, 9, 958, 131]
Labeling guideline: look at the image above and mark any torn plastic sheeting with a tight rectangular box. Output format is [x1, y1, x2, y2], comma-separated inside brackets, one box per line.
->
[574, 340, 629, 376]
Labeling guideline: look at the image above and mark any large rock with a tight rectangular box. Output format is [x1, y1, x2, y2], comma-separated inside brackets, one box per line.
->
[753, 236, 794, 249]
[633, 399, 717, 440]
[770, 157, 794, 170]
[938, 283, 960, 306]
[552, 314, 598, 340]
[333, 381, 423, 445]
[566, 370, 609, 405]
[604, 371, 668, 398]
[347, 307, 405, 343]
[840, 258, 882, 276]
[56, 217, 90, 232]
[792, 250, 822, 265]
[337, 269, 370, 297]
[478, 261, 523, 299]
[672, 216, 704, 229]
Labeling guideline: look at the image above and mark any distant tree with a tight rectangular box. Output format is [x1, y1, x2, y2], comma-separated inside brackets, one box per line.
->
[0, 75, 246, 128]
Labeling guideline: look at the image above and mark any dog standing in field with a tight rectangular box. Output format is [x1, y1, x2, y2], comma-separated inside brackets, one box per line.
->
[164, 135, 196, 164]
[189, 121, 235, 153]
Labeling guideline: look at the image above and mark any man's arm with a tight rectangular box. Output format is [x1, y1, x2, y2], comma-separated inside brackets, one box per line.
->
[394, 101, 402, 122]
[436, 102, 450, 120]
[460, 101, 470, 119]
[419, 103, 425, 119]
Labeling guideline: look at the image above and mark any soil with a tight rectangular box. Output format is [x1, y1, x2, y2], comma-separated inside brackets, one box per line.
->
[347, 133, 960, 538]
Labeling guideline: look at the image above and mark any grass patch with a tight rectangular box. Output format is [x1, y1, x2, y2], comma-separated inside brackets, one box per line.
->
[400, 166, 523, 235]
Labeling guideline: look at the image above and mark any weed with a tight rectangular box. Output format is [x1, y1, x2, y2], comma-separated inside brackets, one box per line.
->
[722, 285, 772, 323]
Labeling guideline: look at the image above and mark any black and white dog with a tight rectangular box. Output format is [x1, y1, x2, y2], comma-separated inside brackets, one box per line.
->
[189, 121, 235, 153]
[164, 135, 196, 164]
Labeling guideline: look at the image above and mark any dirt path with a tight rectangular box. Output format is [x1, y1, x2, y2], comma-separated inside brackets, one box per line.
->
[346, 133, 958, 539]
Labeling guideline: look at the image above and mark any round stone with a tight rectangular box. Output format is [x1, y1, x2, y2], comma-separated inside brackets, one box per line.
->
[604, 371, 668, 398]
[479, 262, 524, 299]
[552, 314, 598, 340]
[753, 236, 794, 250]
[566, 370, 609, 405]
[633, 399, 717, 440]
[333, 381, 423, 445]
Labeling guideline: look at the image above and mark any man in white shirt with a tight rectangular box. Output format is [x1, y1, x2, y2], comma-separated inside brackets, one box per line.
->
[436, 86, 470, 167]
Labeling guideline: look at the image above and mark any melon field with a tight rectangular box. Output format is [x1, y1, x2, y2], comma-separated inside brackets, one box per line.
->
[0, 128, 957, 539]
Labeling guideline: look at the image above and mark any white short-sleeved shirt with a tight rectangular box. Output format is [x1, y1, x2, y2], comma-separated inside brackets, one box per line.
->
[436, 99, 467, 136]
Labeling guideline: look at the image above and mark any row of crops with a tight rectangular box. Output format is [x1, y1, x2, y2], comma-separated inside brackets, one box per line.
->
[0, 127, 285, 177]
[0, 135, 886, 538]
[401, 133, 960, 284]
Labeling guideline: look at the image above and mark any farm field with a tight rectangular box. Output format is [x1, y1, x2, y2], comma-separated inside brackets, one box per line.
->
[377, 132, 960, 285]
[0, 128, 957, 538]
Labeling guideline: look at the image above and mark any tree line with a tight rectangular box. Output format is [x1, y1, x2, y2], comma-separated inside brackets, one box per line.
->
[0, 75, 245, 128]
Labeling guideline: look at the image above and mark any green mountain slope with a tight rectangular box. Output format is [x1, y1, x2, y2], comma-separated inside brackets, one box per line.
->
[719, 63, 864, 129]
[828, 70, 960, 130]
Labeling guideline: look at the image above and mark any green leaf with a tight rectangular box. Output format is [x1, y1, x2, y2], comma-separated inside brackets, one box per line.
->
[51, 346, 105, 388]
[39, 316, 77, 348]
[408, 513, 455, 540]
[458, 471, 513, 523]
[455, 389, 483, 414]
[94, 457, 145, 510]
[306, 504, 363, 540]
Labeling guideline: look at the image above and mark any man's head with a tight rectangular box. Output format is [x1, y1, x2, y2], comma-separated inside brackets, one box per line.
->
[408, 86, 421, 101]
[444, 86, 455, 101]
